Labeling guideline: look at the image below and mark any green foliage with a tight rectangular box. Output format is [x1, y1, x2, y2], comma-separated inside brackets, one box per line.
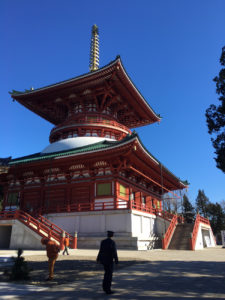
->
[182, 194, 195, 222]
[195, 190, 210, 218]
[195, 190, 225, 235]
[10, 249, 30, 281]
[206, 46, 225, 173]
[206, 202, 225, 235]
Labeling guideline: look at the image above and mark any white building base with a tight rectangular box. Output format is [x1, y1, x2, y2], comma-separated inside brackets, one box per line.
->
[45, 209, 165, 250]
[194, 222, 216, 250]
[0, 209, 165, 250]
[0, 210, 215, 251]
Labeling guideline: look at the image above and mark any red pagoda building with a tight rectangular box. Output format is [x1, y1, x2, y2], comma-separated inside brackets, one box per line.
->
[1, 25, 214, 251]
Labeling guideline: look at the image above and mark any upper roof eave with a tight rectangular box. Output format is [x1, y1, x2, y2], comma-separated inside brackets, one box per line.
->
[10, 57, 161, 124]
[10, 57, 120, 97]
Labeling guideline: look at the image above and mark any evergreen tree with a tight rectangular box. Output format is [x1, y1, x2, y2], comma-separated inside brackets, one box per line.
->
[220, 199, 225, 211]
[206, 202, 225, 235]
[195, 190, 210, 217]
[182, 194, 195, 222]
[10, 249, 30, 281]
[206, 46, 225, 173]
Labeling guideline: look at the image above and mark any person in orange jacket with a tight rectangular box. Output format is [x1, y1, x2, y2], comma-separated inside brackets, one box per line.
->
[41, 237, 60, 280]
[62, 235, 70, 255]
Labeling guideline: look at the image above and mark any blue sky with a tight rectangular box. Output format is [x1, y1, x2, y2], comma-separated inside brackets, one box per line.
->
[1, 0, 225, 205]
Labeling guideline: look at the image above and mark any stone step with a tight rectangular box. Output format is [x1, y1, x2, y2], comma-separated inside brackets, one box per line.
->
[77, 236, 162, 250]
[168, 223, 193, 250]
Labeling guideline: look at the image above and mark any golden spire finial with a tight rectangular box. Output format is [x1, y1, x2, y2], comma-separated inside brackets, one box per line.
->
[89, 24, 99, 72]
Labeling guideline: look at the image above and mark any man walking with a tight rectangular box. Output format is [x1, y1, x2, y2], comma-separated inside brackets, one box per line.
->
[62, 235, 70, 255]
[97, 231, 118, 294]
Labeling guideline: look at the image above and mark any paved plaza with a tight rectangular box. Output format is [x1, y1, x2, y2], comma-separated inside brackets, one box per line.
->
[0, 247, 225, 299]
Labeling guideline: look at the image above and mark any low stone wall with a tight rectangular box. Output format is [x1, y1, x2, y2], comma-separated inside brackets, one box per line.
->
[0, 219, 45, 250]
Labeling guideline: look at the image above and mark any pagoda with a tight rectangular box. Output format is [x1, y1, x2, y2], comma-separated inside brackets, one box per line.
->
[0, 25, 193, 250]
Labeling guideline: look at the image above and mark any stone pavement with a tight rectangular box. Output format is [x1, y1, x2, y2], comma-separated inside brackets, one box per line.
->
[1, 247, 225, 299]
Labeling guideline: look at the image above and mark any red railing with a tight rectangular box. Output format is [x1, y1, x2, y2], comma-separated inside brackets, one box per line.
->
[190, 214, 210, 250]
[199, 215, 210, 225]
[156, 210, 174, 221]
[162, 214, 178, 249]
[155, 210, 184, 224]
[51, 118, 131, 135]
[38, 200, 162, 216]
[42, 199, 130, 214]
[36, 214, 75, 248]
[131, 202, 157, 215]
[0, 210, 76, 249]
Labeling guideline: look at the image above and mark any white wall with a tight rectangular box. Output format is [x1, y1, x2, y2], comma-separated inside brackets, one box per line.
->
[131, 211, 156, 238]
[46, 210, 132, 236]
[155, 217, 170, 238]
[0, 219, 44, 250]
[46, 209, 159, 239]
[194, 223, 216, 250]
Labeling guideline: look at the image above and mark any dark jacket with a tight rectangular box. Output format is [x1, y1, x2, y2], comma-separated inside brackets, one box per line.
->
[97, 238, 118, 265]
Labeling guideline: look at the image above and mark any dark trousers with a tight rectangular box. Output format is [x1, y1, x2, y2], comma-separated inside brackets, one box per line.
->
[63, 246, 69, 255]
[103, 263, 113, 292]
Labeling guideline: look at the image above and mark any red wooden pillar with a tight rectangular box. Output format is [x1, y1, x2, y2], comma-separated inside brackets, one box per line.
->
[40, 178, 45, 215]
[19, 180, 24, 211]
[146, 196, 151, 212]
[136, 192, 141, 209]
[66, 176, 71, 212]
[2, 184, 9, 211]
[115, 180, 119, 209]
[128, 186, 131, 209]
[90, 179, 95, 210]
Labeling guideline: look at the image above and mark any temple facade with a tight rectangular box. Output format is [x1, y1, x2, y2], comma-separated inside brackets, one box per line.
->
[0, 26, 214, 250]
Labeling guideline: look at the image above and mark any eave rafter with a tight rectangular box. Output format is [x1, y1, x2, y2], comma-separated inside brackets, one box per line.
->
[132, 152, 183, 191]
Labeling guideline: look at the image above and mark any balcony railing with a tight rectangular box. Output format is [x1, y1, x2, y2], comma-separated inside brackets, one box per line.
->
[32, 199, 159, 216]
[51, 118, 131, 135]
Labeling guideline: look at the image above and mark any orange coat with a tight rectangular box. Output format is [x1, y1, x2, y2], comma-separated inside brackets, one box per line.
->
[46, 240, 60, 259]
[64, 237, 69, 247]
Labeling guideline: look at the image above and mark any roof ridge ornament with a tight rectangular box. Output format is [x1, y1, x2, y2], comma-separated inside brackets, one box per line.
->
[89, 24, 99, 72]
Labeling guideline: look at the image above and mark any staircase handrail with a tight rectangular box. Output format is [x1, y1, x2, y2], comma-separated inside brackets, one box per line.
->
[190, 214, 200, 250]
[0, 210, 61, 242]
[156, 210, 175, 221]
[162, 214, 178, 249]
[190, 214, 210, 250]
[199, 215, 210, 225]
[0, 210, 76, 248]
[37, 214, 74, 246]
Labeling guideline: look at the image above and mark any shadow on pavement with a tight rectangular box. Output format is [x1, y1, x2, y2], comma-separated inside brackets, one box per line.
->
[2, 260, 225, 299]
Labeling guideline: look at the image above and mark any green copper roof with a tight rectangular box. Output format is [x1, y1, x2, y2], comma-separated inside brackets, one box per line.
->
[8, 133, 188, 187]
[9, 134, 134, 165]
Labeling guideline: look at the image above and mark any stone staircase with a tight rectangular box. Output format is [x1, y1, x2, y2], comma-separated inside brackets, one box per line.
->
[168, 223, 194, 250]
